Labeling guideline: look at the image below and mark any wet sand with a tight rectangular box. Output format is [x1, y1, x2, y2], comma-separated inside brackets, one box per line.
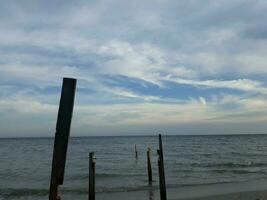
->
[184, 190, 267, 200]
[94, 189, 267, 200]
[93, 179, 267, 200]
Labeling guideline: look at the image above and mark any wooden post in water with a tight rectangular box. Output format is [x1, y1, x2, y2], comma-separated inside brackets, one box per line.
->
[49, 78, 77, 200]
[135, 144, 138, 160]
[157, 134, 167, 200]
[89, 152, 96, 200]
[147, 147, 152, 183]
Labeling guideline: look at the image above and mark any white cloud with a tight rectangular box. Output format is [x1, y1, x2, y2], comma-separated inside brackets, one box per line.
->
[235, 51, 267, 74]
[1, 0, 267, 136]
[98, 40, 196, 86]
[199, 97, 207, 106]
[164, 77, 267, 94]
[0, 63, 84, 86]
[0, 99, 56, 114]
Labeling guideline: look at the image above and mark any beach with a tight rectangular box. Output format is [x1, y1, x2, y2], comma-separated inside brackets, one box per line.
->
[173, 179, 267, 200]
[186, 191, 267, 200]
[90, 179, 267, 200]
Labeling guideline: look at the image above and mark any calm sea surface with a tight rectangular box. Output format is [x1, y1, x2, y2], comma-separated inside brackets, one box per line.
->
[1, 135, 267, 199]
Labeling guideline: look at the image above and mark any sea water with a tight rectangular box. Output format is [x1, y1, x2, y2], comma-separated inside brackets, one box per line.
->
[1, 135, 267, 199]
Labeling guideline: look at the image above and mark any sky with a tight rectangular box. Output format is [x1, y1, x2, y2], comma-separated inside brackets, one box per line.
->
[1, 0, 267, 137]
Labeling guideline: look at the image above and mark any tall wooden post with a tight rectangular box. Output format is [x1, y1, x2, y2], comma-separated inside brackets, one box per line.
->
[157, 134, 167, 200]
[147, 147, 152, 183]
[89, 152, 96, 200]
[49, 78, 77, 200]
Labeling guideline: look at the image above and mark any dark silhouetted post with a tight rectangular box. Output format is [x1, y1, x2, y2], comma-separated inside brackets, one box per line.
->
[49, 78, 77, 200]
[135, 144, 138, 160]
[157, 134, 167, 200]
[147, 147, 152, 183]
[89, 152, 96, 200]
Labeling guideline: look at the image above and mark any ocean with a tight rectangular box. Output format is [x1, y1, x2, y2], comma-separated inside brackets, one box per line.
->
[1, 135, 267, 200]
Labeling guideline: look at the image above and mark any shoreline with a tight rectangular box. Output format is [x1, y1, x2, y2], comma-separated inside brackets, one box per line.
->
[92, 179, 267, 200]
[170, 179, 267, 200]
[184, 190, 267, 200]
[2, 179, 267, 200]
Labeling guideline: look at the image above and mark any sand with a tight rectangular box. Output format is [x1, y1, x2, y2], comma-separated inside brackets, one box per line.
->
[167, 179, 267, 200]
[184, 190, 267, 200]
[61, 179, 267, 200]
[94, 179, 267, 200]
[94, 189, 267, 200]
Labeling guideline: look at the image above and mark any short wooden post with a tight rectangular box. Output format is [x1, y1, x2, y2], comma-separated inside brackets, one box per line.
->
[49, 78, 77, 200]
[147, 147, 152, 183]
[89, 152, 96, 200]
[135, 144, 138, 160]
[157, 134, 167, 200]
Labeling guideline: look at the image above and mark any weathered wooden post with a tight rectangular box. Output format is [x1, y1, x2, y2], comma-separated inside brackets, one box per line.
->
[135, 144, 138, 160]
[89, 152, 96, 200]
[157, 134, 167, 200]
[49, 78, 77, 200]
[147, 147, 152, 183]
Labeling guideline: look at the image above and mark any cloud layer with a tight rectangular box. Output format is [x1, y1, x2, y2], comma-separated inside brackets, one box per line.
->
[1, 0, 267, 137]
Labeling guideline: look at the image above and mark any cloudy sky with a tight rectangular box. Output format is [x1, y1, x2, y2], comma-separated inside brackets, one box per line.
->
[1, 0, 267, 137]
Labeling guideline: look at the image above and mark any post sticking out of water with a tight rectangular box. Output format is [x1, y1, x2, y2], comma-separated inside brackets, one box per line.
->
[157, 134, 167, 200]
[147, 147, 152, 183]
[89, 152, 96, 200]
[49, 78, 77, 200]
[135, 144, 138, 160]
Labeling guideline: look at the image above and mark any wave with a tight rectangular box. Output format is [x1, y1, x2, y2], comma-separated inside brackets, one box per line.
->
[211, 169, 265, 174]
[230, 152, 267, 157]
[0, 185, 157, 198]
[2, 177, 267, 198]
[191, 162, 267, 168]
[0, 188, 48, 197]
[68, 172, 144, 180]
[172, 168, 267, 175]
[96, 173, 141, 178]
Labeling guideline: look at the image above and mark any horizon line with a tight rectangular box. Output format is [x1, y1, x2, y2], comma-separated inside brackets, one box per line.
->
[1, 132, 267, 139]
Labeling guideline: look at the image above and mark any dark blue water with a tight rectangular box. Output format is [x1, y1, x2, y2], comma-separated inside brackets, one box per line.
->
[1, 135, 267, 199]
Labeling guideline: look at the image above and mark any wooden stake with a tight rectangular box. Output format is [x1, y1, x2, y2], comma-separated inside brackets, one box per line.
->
[49, 78, 77, 200]
[147, 147, 152, 183]
[157, 134, 167, 200]
[89, 152, 96, 200]
[135, 144, 138, 160]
